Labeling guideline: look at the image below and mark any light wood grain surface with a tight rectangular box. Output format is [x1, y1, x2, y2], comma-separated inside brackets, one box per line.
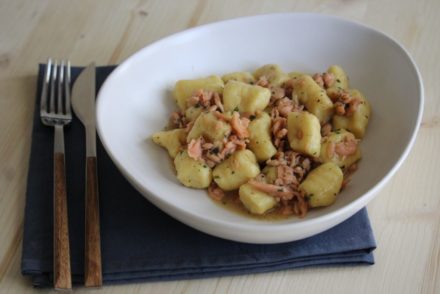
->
[0, 0, 439, 293]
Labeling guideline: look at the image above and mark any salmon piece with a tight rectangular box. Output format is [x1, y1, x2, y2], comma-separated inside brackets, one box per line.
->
[276, 128, 288, 139]
[208, 105, 218, 112]
[302, 158, 311, 171]
[346, 98, 361, 116]
[200, 90, 213, 107]
[202, 142, 214, 150]
[271, 107, 279, 120]
[248, 180, 294, 200]
[187, 95, 200, 107]
[231, 111, 249, 139]
[169, 111, 183, 128]
[312, 73, 324, 88]
[213, 92, 224, 113]
[256, 76, 269, 87]
[277, 165, 297, 185]
[335, 102, 346, 115]
[266, 159, 283, 166]
[340, 91, 351, 103]
[277, 98, 294, 117]
[187, 137, 203, 161]
[185, 120, 194, 132]
[219, 142, 236, 159]
[208, 183, 225, 201]
[335, 137, 358, 156]
[322, 72, 335, 88]
[206, 152, 222, 163]
[321, 123, 332, 137]
[293, 198, 308, 218]
[214, 111, 231, 122]
[272, 117, 286, 136]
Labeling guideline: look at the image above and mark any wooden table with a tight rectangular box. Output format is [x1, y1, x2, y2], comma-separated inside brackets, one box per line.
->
[0, 0, 438, 293]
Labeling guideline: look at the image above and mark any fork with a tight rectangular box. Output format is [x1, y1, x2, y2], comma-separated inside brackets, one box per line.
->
[40, 58, 72, 290]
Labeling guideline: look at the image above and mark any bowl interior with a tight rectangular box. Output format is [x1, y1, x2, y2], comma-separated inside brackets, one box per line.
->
[97, 13, 422, 239]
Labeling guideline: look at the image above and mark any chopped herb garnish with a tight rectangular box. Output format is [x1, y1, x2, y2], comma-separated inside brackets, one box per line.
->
[195, 102, 201, 108]
[335, 129, 341, 134]
[203, 165, 207, 168]
[233, 106, 239, 112]
[231, 171, 235, 174]
[336, 79, 341, 83]
[277, 188, 284, 192]
[214, 175, 220, 179]
[249, 115, 256, 120]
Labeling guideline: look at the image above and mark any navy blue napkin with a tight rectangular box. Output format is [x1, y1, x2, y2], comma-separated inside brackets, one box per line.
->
[21, 64, 376, 287]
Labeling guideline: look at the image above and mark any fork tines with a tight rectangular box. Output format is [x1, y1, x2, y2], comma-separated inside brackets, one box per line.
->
[40, 58, 72, 125]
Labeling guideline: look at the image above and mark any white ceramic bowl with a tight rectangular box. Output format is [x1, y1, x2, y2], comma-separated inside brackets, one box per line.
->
[96, 13, 423, 243]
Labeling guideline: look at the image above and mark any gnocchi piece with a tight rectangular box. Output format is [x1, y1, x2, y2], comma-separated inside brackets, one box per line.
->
[320, 129, 361, 168]
[213, 150, 260, 191]
[184, 106, 203, 122]
[253, 64, 289, 86]
[300, 162, 343, 208]
[327, 65, 349, 92]
[152, 128, 187, 158]
[248, 112, 277, 161]
[287, 71, 305, 80]
[222, 71, 255, 84]
[223, 80, 271, 113]
[174, 151, 212, 188]
[332, 89, 371, 138]
[187, 111, 231, 142]
[173, 75, 224, 110]
[287, 111, 321, 157]
[292, 75, 334, 124]
[262, 166, 277, 184]
[239, 183, 277, 214]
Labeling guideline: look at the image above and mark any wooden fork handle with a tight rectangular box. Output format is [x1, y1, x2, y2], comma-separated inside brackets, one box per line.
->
[53, 152, 72, 290]
[84, 156, 103, 287]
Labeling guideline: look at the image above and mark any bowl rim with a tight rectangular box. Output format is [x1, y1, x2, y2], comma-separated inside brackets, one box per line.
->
[96, 12, 424, 235]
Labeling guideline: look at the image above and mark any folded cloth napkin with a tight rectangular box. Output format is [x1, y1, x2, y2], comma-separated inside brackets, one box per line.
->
[21, 64, 376, 287]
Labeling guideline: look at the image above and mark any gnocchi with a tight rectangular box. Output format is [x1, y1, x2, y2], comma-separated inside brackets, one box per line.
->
[152, 64, 372, 219]
[223, 80, 271, 113]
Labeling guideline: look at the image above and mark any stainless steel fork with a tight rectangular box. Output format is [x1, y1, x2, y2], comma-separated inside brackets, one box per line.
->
[40, 58, 72, 290]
